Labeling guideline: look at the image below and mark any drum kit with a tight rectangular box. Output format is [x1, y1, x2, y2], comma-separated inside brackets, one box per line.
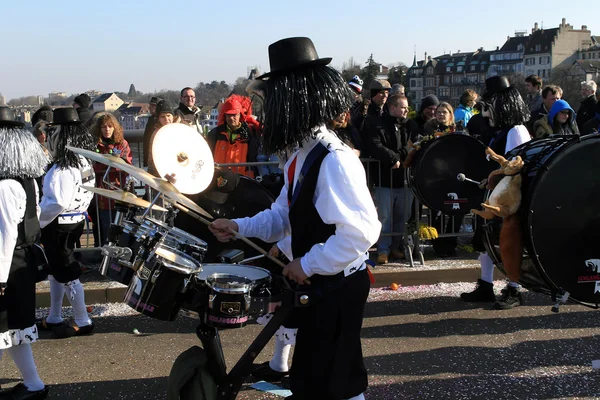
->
[68, 124, 306, 399]
[407, 132, 600, 311]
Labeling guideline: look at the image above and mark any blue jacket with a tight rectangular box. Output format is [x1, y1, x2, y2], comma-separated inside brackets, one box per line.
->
[454, 105, 474, 128]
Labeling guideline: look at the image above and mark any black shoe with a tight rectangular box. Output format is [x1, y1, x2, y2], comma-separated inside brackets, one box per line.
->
[35, 318, 65, 332]
[52, 322, 94, 339]
[251, 361, 289, 382]
[460, 279, 495, 302]
[0, 383, 49, 400]
[281, 376, 290, 389]
[494, 285, 523, 310]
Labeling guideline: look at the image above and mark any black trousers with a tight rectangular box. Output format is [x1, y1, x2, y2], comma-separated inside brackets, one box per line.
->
[290, 269, 370, 399]
[41, 220, 85, 283]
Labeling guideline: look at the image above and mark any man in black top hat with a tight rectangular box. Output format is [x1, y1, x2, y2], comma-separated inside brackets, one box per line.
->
[0, 106, 50, 399]
[209, 37, 380, 400]
[37, 107, 97, 339]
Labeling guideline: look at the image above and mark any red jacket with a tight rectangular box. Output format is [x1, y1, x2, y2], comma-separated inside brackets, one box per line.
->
[93, 139, 133, 209]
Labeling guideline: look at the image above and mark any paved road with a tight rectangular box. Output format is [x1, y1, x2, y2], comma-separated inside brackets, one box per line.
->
[2, 283, 600, 400]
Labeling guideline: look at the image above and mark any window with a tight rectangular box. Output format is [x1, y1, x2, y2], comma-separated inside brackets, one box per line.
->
[427, 67, 433, 74]
[457, 66, 463, 72]
[470, 65, 475, 71]
[535, 44, 541, 51]
[490, 54, 495, 61]
[446, 67, 451, 72]
[583, 53, 586, 60]
[444, 76, 450, 84]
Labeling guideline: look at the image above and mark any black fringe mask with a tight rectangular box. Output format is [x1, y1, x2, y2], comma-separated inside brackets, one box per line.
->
[261, 66, 354, 154]
[490, 87, 530, 128]
[47, 124, 96, 169]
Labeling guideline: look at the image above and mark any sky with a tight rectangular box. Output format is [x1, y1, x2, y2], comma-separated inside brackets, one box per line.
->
[1, 0, 596, 101]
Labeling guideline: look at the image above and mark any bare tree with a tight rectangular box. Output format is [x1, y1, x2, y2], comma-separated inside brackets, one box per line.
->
[548, 66, 581, 106]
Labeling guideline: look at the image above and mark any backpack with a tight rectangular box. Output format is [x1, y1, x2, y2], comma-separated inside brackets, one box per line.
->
[167, 346, 218, 400]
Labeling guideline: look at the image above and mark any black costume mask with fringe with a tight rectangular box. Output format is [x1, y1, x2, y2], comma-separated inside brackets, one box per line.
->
[487, 87, 530, 129]
[0, 127, 50, 179]
[261, 66, 354, 154]
[46, 124, 96, 169]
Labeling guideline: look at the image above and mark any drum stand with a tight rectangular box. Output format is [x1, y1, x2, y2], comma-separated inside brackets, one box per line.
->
[194, 282, 306, 399]
[404, 169, 424, 267]
[99, 203, 135, 275]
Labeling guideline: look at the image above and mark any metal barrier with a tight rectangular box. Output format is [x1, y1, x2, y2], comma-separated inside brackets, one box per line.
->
[75, 135, 476, 269]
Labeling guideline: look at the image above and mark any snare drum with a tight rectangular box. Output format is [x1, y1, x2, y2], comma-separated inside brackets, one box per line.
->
[408, 134, 495, 214]
[181, 264, 273, 329]
[483, 134, 600, 306]
[122, 217, 207, 262]
[124, 244, 202, 321]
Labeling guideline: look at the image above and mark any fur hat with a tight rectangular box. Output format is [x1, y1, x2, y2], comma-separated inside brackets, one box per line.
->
[348, 75, 363, 94]
[31, 105, 53, 126]
[155, 100, 175, 115]
[73, 93, 91, 109]
[149, 96, 162, 105]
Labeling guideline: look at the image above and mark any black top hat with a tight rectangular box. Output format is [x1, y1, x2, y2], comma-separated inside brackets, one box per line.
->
[256, 37, 332, 79]
[482, 76, 510, 100]
[0, 106, 24, 128]
[51, 107, 81, 125]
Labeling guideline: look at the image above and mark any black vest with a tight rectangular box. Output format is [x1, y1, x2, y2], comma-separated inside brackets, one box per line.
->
[488, 127, 511, 157]
[0, 177, 40, 248]
[289, 143, 336, 259]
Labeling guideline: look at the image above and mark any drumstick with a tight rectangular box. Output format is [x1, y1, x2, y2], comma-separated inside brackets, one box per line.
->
[172, 203, 287, 268]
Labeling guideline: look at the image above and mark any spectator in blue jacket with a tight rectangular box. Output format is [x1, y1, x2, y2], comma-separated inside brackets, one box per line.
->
[454, 89, 477, 130]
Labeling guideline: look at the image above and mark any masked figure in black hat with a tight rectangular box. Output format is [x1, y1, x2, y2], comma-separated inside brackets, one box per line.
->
[209, 37, 380, 400]
[37, 107, 97, 338]
[0, 106, 50, 399]
[461, 77, 531, 310]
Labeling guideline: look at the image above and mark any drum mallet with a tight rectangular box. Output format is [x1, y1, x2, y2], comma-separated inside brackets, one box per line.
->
[457, 173, 482, 186]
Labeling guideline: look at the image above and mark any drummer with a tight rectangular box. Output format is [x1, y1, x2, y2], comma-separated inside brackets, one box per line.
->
[210, 37, 380, 400]
[38, 108, 97, 338]
[461, 77, 532, 310]
[0, 107, 50, 399]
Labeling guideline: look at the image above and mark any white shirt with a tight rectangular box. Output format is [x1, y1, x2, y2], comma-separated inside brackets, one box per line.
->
[506, 125, 531, 154]
[0, 179, 40, 283]
[234, 127, 381, 277]
[39, 155, 95, 228]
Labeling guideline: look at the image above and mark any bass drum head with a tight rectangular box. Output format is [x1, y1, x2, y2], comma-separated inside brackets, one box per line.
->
[527, 134, 600, 305]
[409, 134, 494, 215]
[175, 176, 276, 265]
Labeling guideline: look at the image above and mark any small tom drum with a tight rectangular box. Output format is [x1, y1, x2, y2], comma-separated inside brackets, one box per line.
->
[181, 264, 273, 329]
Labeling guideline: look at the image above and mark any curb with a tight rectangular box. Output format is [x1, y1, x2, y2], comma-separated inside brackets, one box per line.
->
[34, 267, 506, 307]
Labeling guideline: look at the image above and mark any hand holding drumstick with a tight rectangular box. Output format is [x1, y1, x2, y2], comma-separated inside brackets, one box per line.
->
[209, 219, 310, 285]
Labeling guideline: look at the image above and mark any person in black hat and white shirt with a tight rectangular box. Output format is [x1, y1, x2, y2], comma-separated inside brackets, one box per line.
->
[210, 37, 380, 400]
[461, 77, 531, 310]
[0, 106, 50, 399]
[37, 107, 97, 338]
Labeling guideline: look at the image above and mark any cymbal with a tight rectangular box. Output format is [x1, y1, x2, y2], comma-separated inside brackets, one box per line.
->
[68, 145, 213, 219]
[151, 124, 214, 195]
[80, 186, 167, 211]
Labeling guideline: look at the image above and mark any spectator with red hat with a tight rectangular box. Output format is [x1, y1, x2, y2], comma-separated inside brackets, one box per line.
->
[207, 95, 259, 178]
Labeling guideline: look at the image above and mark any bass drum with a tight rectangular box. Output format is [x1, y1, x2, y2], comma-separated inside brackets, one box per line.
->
[175, 175, 276, 265]
[408, 134, 495, 215]
[483, 134, 600, 305]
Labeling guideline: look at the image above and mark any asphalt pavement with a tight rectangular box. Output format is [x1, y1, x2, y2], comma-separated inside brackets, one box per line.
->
[2, 282, 600, 400]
